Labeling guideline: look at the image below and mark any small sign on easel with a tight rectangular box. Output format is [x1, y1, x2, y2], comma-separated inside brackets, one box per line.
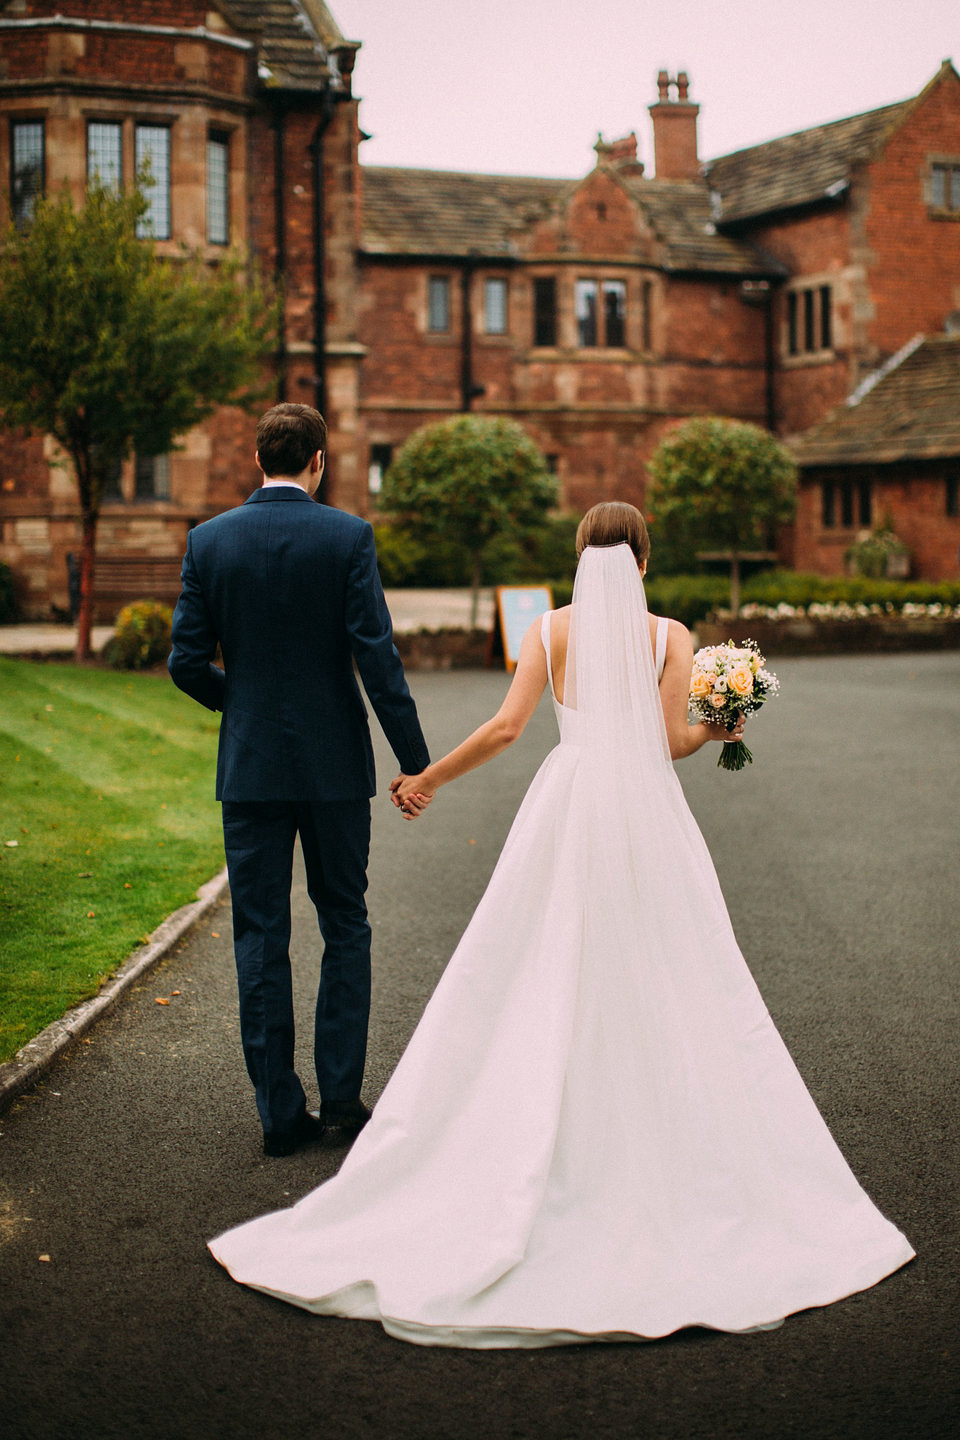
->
[495, 586, 554, 672]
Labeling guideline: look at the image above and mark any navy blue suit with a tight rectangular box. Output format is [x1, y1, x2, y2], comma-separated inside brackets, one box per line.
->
[169, 486, 429, 1139]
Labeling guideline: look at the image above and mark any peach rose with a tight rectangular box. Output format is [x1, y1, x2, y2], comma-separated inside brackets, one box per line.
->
[727, 665, 754, 697]
[690, 671, 712, 698]
[709, 692, 726, 709]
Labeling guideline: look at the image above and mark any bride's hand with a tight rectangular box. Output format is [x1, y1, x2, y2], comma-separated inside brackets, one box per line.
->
[707, 716, 746, 744]
[390, 773, 436, 819]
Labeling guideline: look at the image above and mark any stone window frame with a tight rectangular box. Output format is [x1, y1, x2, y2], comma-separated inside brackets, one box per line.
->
[101, 452, 173, 505]
[574, 275, 630, 350]
[482, 276, 509, 336]
[9, 116, 45, 229]
[531, 274, 558, 348]
[426, 273, 452, 334]
[134, 121, 172, 241]
[206, 129, 230, 246]
[782, 276, 834, 363]
[820, 475, 871, 530]
[367, 442, 393, 497]
[86, 119, 123, 193]
[926, 156, 960, 217]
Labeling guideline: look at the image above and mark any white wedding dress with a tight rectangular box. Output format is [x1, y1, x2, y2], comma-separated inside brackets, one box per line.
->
[209, 545, 913, 1347]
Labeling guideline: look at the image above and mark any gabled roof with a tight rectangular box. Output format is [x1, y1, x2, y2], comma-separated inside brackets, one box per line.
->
[704, 100, 909, 225]
[227, 0, 357, 92]
[791, 334, 960, 466]
[360, 165, 783, 275]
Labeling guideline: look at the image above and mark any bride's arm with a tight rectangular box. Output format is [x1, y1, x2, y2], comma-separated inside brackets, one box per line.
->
[658, 619, 743, 759]
[393, 619, 548, 808]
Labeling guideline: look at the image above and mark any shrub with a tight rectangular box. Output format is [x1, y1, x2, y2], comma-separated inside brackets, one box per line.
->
[105, 599, 173, 669]
[0, 560, 18, 624]
[846, 525, 910, 579]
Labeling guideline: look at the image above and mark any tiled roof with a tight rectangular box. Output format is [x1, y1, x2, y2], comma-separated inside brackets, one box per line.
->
[361, 165, 782, 275]
[791, 334, 960, 466]
[361, 167, 569, 256]
[623, 177, 783, 275]
[704, 101, 909, 224]
[226, 1, 356, 92]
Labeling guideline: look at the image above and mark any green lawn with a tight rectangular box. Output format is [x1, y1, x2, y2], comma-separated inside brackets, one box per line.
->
[0, 657, 224, 1063]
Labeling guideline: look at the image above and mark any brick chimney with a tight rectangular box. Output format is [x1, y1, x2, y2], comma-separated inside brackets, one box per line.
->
[648, 70, 700, 180]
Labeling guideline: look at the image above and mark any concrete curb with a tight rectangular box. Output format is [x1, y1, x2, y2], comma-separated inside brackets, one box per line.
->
[0, 867, 230, 1116]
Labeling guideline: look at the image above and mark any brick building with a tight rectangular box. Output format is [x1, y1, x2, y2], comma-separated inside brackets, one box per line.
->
[1, 2, 959, 617]
[0, 0, 364, 617]
[790, 334, 960, 580]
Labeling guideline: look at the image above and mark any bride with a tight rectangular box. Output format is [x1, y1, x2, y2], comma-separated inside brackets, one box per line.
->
[208, 501, 914, 1347]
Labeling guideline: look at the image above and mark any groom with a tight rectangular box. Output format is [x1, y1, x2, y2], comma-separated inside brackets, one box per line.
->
[169, 403, 430, 1156]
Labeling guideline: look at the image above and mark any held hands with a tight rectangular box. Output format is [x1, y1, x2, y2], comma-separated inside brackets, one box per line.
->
[390, 773, 436, 821]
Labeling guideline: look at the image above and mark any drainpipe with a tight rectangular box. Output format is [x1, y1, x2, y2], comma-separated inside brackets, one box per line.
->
[460, 256, 485, 412]
[308, 90, 336, 430]
[272, 102, 288, 401]
[739, 279, 778, 431]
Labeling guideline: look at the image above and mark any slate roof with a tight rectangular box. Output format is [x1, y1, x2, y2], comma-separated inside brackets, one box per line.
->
[226, 0, 357, 92]
[704, 100, 909, 225]
[361, 165, 782, 275]
[791, 334, 960, 466]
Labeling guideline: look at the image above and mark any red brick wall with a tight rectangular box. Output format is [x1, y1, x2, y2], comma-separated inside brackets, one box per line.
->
[795, 467, 960, 579]
[863, 68, 960, 359]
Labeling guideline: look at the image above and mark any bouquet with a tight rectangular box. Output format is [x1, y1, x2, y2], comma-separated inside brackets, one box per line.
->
[689, 640, 780, 771]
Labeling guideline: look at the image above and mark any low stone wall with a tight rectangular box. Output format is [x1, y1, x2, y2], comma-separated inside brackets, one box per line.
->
[697, 617, 960, 656]
[394, 628, 493, 670]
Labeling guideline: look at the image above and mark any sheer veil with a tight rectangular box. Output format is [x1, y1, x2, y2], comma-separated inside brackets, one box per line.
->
[564, 541, 672, 773]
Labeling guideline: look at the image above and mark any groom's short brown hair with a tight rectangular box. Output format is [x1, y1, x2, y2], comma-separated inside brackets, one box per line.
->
[256, 404, 327, 478]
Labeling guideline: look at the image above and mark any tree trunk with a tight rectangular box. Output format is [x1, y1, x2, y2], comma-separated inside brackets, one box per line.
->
[729, 549, 742, 622]
[470, 552, 483, 630]
[75, 510, 98, 662]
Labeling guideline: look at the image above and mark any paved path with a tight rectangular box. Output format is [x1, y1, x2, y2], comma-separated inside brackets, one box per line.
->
[1, 654, 958, 1439]
[0, 591, 496, 656]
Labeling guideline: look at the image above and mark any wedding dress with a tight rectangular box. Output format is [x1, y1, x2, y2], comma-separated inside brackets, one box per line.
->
[208, 544, 913, 1347]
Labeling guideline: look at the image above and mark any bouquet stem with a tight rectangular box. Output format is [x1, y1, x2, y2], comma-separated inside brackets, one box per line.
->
[717, 739, 753, 771]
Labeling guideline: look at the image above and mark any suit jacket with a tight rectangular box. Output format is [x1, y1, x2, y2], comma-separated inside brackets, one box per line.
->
[168, 486, 430, 802]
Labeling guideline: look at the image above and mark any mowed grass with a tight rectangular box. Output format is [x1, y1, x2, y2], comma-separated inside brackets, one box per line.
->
[0, 657, 224, 1063]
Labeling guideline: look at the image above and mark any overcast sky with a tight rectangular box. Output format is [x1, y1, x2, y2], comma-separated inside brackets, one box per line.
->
[332, 0, 957, 177]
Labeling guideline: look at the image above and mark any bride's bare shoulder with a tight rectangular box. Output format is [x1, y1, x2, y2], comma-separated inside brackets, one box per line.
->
[647, 613, 693, 654]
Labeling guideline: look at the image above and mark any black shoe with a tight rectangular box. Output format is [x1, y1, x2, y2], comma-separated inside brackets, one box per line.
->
[263, 1110, 324, 1157]
[319, 1099, 371, 1142]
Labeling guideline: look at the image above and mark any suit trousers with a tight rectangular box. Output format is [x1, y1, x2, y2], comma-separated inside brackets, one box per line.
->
[221, 798, 372, 1137]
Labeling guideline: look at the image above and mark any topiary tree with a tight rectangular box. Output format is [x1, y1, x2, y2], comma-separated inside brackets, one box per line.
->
[646, 416, 797, 615]
[0, 183, 277, 660]
[380, 415, 558, 624]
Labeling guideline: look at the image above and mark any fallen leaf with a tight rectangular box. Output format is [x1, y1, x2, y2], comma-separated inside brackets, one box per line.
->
[44, 704, 53, 712]
[123, 882, 132, 889]
[4, 840, 18, 849]
[171, 990, 181, 996]
[155, 997, 170, 1006]
[211, 932, 220, 938]
[39, 1254, 51, 1263]
[86, 911, 96, 919]
[78, 871, 92, 878]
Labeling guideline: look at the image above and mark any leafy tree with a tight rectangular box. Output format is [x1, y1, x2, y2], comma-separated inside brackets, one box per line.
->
[380, 415, 558, 624]
[0, 184, 276, 658]
[646, 416, 797, 615]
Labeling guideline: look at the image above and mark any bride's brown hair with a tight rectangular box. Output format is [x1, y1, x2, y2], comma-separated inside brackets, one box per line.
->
[575, 502, 650, 566]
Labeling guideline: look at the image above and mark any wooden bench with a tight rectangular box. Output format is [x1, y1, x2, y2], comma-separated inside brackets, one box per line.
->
[90, 555, 184, 621]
